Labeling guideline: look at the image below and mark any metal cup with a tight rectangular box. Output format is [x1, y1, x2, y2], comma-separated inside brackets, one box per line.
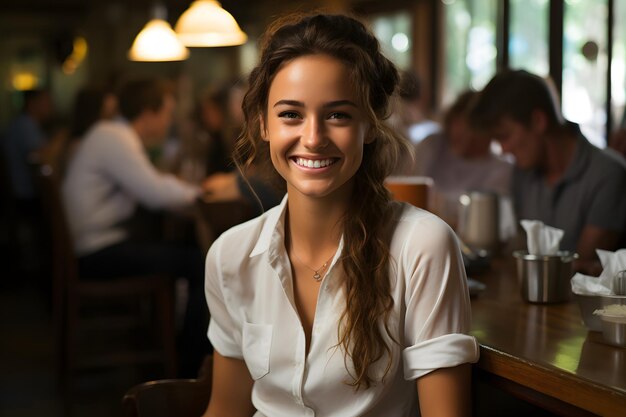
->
[513, 250, 578, 303]
[458, 191, 500, 255]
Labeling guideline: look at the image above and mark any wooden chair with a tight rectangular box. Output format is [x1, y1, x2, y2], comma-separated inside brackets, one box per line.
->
[123, 354, 213, 417]
[30, 154, 178, 404]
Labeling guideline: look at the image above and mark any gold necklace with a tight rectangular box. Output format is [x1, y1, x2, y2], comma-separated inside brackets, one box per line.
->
[290, 249, 334, 282]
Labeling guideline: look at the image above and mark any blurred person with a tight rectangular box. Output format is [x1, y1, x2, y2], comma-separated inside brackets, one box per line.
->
[471, 69, 626, 274]
[200, 79, 284, 215]
[63, 77, 212, 377]
[2, 88, 54, 204]
[189, 84, 232, 178]
[51, 85, 119, 176]
[408, 90, 513, 231]
[70, 85, 118, 139]
[393, 70, 440, 145]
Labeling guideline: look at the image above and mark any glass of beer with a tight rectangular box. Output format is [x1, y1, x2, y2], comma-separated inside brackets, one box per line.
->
[384, 176, 433, 210]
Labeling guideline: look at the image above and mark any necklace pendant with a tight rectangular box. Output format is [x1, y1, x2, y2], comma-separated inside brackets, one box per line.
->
[313, 272, 322, 281]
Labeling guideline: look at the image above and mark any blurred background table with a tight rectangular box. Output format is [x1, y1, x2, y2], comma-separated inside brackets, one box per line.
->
[470, 257, 626, 416]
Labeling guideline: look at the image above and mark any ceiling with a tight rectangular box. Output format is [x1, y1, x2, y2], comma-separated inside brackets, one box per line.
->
[0, 0, 396, 19]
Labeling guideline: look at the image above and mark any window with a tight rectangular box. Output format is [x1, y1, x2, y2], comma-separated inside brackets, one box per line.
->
[441, 0, 497, 107]
[369, 11, 412, 71]
[612, 0, 626, 129]
[562, 0, 608, 147]
[509, 0, 549, 76]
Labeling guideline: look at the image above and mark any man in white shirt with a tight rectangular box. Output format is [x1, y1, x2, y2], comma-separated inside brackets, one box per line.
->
[63, 77, 211, 377]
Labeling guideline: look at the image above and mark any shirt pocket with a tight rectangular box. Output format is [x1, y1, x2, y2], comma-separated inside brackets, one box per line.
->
[242, 322, 273, 380]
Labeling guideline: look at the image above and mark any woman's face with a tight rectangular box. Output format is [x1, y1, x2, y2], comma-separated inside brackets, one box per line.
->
[263, 54, 371, 201]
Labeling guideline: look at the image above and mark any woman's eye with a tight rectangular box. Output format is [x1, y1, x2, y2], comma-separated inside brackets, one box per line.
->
[278, 111, 300, 119]
[329, 112, 350, 120]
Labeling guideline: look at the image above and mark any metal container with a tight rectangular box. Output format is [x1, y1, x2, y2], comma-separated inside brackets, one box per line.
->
[594, 298, 626, 346]
[574, 294, 626, 332]
[458, 191, 500, 255]
[573, 293, 603, 331]
[600, 317, 626, 348]
[513, 250, 578, 303]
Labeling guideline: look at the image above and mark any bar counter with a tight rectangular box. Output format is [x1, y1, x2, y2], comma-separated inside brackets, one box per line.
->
[470, 257, 626, 416]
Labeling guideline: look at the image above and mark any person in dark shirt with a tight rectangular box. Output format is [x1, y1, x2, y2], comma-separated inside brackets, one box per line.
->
[470, 69, 626, 275]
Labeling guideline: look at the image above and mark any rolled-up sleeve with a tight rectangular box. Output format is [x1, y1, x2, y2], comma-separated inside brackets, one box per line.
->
[401, 218, 479, 380]
[205, 237, 244, 359]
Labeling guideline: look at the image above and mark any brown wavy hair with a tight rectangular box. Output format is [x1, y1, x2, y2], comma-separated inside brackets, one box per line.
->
[234, 13, 410, 389]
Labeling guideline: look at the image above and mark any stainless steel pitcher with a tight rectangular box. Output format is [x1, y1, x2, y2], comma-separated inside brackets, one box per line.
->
[458, 191, 500, 254]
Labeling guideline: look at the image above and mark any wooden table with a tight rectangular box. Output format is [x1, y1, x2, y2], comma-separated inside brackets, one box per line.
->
[470, 258, 626, 416]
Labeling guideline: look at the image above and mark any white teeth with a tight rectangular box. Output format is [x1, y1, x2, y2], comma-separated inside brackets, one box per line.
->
[296, 158, 334, 168]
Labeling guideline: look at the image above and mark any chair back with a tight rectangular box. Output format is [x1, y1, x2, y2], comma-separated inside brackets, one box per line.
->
[30, 155, 79, 342]
[31, 156, 79, 284]
[32, 145, 180, 403]
[123, 354, 213, 417]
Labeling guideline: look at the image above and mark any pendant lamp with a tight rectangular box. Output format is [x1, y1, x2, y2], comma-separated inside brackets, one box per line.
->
[175, 1, 248, 47]
[128, 5, 189, 62]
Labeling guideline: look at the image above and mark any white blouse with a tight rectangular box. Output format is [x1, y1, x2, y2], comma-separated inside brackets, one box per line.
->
[205, 196, 479, 417]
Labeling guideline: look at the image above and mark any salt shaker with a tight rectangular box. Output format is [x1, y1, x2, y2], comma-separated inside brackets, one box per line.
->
[614, 270, 626, 295]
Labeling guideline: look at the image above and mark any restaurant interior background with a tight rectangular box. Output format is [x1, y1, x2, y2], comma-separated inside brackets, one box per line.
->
[1, 0, 625, 416]
[2, 0, 626, 145]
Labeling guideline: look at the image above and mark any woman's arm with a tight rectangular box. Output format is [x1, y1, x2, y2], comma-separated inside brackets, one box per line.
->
[417, 363, 472, 417]
[203, 351, 256, 417]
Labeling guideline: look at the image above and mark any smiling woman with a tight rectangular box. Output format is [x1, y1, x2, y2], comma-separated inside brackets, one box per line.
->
[203, 12, 479, 417]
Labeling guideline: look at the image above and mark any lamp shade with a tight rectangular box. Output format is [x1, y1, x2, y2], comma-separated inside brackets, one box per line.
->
[128, 19, 189, 62]
[175, 0, 248, 47]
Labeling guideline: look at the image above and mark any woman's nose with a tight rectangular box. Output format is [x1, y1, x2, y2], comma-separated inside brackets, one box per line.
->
[301, 117, 328, 150]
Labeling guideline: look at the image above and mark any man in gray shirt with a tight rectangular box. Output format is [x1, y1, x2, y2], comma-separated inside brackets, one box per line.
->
[471, 70, 626, 275]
